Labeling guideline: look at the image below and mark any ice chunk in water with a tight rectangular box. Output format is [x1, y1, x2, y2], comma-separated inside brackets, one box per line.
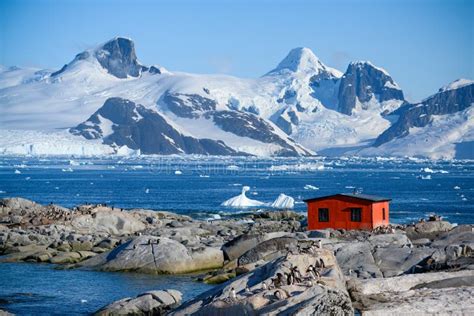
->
[270, 193, 295, 209]
[221, 186, 265, 208]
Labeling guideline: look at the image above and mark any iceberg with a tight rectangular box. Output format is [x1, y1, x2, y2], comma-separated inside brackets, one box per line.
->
[221, 186, 265, 208]
[270, 193, 295, 209]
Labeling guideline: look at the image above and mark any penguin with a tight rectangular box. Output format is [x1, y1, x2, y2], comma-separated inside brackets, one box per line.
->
[286, 272, 294, 285]
[319, 258, 325, 268]
[262, 282, 268, 291]
[245, 286, 251, 294]
[276, 273, 284, 288]
[292, 266, 302, 283]
[230, 287, 236, 300]
[274, 290, 282, 300]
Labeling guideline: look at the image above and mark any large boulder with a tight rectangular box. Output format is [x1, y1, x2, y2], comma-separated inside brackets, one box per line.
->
[171, 245, 353, 315]
[70, 209, 146, 235]
[372, 247, 435, 277]
[348, 270, 474, 315]
[95, 289, 182, 316]
[414, 221, 453, 234]
[222, 232, 291, 261]
[237, 236, 297, 266]
[331, 242, 383, 278]
[79, 236, 224, 274]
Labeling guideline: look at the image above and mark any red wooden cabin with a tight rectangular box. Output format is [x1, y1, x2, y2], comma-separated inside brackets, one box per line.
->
[304, 193, 390, 230]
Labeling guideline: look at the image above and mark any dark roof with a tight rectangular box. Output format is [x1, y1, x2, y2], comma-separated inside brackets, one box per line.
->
[303, 193, 391, 203]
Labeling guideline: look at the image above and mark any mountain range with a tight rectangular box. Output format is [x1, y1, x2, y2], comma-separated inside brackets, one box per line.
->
[0, 37, 472, 159]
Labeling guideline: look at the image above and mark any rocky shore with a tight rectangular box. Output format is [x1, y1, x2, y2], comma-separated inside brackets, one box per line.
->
[1, 197, 473, 315]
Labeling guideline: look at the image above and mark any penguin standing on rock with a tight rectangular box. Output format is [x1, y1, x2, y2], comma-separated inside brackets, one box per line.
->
[292, 266, 302, 283]
[286, 272, 294, 285]
[319, 258, 325, 268]
[274, 290, 283, 300]
[230, 287, 236, 300]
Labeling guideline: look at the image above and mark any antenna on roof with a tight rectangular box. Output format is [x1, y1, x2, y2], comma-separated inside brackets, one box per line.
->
[353, 187, 363, 195]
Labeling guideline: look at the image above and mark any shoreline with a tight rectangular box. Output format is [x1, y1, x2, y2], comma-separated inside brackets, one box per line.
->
[1, 197, 473, 315]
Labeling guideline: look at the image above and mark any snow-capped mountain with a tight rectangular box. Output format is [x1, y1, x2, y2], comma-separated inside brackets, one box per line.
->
[359, 79, 474, 159]
[0, 37, 472, 158]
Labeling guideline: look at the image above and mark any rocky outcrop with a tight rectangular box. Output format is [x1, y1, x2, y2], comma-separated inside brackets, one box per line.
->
[337, 61, 404, 115]
[70, 208, 146, 235]
[70, 97, 240, 155]
[222, 232, 291, 261]
[95, 289, 182, 316]
[78, 236, 224, 274]
[95, 37, 147, 79]
[348, 270, 474, 315]
[171, 245, 353, 315]
[162, 91, 217, 119]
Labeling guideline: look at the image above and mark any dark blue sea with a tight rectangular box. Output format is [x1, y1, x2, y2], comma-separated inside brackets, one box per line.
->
[1, 155, 473, 314]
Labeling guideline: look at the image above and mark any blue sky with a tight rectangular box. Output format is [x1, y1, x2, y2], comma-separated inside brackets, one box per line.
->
[0, 0, 472, 101]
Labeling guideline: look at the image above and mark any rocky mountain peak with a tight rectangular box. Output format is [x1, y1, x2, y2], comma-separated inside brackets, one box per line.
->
[337, 60, 404, 115]
[267, 47, 342, 78]
[94, 37, 146, 78]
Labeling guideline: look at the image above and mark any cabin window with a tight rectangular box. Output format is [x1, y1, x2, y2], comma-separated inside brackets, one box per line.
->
[318, 208, 329, 222]
[383, 208, 386, 220]
[351, 208, 362, 222]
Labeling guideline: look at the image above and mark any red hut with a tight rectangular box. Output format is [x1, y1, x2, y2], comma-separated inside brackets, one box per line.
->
[304, 193, 390, 230]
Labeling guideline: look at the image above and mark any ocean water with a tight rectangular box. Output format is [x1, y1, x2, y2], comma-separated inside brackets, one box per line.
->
[1, 156, 473, 224]
[0, 263, 212, 315]
[1, 155, 473, 314]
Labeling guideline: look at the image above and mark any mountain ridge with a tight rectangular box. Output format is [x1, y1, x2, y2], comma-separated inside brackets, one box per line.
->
[0, 37, 472, 159]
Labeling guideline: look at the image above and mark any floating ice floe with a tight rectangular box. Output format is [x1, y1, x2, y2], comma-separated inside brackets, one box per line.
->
[270, 193, 295, 209]
[454, 186, 461, 190]
[145, 188, 150, 194]
[421, 167, 434, 173]
[62, 168, 73, 172]
[420, 167, 448, 174]
[175, 170, 182, 175]
[199, 175, 210, 178]
[69, 160, 80, 166]
[221, 186, 266, 208]
[0, 190, 6, 194]
[420, 175, 432, 180]
[268, 163, 325, 172]
[14, 169, 21, 174]
[226, 165, 240, 171]
[304, 184, 319, 190]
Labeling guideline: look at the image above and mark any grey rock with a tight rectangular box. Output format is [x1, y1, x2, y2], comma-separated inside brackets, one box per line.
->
[95, 289, 182, 316]
[337, 61, 404, 115]
[222, 232, 291, 261]
[79, 236, 224, 274]
[237, 236, 298, 266]
[171, 246, 353, 315]
[95, 37, 146, 79]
